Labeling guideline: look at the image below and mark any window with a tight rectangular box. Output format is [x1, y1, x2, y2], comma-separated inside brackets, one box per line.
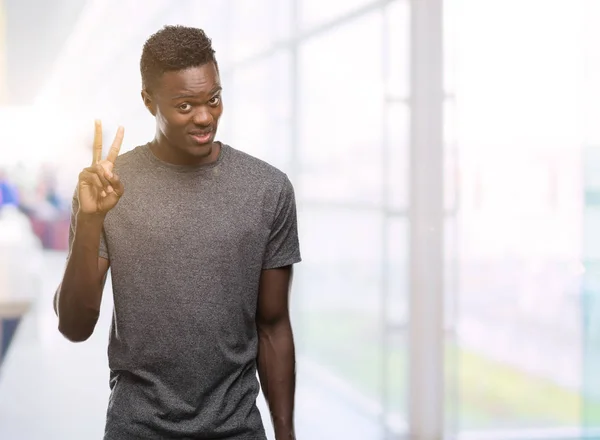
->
[226, 52, 292, 171]
[299, 0, 379, 30]
[382, 217, 409, 434]
[386, 103, 409, 211]
[449, 0, 585, 434]
[228, 0, 292, 63]
[298, 11, 384, 206]
[295, 206, 389, 424]
[384, 0, 409, 100]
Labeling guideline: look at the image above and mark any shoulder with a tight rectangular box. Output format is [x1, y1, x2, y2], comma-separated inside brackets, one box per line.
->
[224, 145, 291, 189]
[111, 145, 151, 183]
[113, 146, 141, 170]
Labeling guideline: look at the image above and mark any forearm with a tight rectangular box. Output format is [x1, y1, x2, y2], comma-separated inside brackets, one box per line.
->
[257, 320, 296, 440]
[57, 213, 105, 341]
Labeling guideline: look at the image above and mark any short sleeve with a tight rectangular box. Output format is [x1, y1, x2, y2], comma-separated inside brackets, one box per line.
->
[68, 187, 109, 261]
[262, 175, 302, 270]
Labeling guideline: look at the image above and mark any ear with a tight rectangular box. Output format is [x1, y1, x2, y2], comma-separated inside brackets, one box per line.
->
[141, 89, 156, 116]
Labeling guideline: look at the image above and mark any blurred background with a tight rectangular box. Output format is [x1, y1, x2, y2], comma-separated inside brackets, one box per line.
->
[0, 0, 599, 439]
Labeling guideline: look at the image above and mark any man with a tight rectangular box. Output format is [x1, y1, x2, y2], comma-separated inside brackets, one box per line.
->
[54, 25, 300, 440]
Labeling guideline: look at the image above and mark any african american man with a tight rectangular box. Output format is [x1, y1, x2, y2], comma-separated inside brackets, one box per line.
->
[54, 25, 301, 440]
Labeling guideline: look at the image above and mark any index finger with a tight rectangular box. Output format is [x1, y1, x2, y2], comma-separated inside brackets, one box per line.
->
[106, 126, 125, 164]
[92, 119, 103, 165]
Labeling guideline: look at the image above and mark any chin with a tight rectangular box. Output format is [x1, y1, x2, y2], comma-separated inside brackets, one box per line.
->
[183, 142, 213, 159]
[190, 144, 212, 154]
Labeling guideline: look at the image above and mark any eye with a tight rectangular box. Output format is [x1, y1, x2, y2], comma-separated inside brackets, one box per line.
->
[208, 95, 221, 106]
[178, 103, 192, 112]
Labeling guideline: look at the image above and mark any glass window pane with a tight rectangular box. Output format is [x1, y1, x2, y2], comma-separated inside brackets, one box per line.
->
[294, 209, 409, 437]
[298, 11, 384, 205]
[226, 51, 292, 172]
[450, 0, 585, 434]
[385, 218, 408, 326]
[445, 100, 459, 213]
[386, 103, 409, 211]
[444, 0, 458, 95]
[385, 0, 410, 99]
[455, 151, 583, 432]
[445, 216, 460, 433]
[582, 234, 600, 433]
[583, 143, 600, 431]
[295, 206, 386, 437]
[382, 218, 409, 435]
[383, 331, 408, 434]
[299, 0, 377, 30]
[229, 0, 292, 63]
[583, 1, 600, 146]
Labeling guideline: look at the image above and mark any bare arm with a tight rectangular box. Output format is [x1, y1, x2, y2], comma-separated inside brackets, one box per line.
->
[55, 120, 125, 342]
[256, 265, 296, 440]
[54, 214, 110, 342]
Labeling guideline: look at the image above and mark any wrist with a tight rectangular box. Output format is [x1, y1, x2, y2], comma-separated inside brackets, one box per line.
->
[274, 431, 295, 440]
[273, 421, 295, 440]
[76, 211, 106, 228]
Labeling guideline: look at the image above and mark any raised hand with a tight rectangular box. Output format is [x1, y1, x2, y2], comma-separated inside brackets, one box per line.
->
[77, 120, 125, 216]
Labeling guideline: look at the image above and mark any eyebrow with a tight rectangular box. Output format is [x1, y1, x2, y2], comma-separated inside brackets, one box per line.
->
[171, 85, 222, 101]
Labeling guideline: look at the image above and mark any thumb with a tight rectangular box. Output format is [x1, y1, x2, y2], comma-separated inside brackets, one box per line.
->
[99, 187, 123, 210]
[107, 172, 124, 197]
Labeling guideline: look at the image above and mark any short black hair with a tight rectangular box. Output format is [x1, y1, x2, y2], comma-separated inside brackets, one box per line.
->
[140, 25, 218, 92]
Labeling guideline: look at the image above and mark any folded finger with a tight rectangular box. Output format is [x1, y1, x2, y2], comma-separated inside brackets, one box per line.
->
[80, 169, 104, 192]
[106, 172, 124, 196]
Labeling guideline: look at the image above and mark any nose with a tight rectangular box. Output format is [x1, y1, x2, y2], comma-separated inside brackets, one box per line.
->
[192, 106, 212, 126]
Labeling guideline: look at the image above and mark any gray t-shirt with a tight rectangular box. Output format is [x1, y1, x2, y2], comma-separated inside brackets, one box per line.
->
[68, 143, 301, 439]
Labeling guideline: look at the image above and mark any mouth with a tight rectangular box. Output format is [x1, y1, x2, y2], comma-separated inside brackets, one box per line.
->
[189, 129, 213, 145]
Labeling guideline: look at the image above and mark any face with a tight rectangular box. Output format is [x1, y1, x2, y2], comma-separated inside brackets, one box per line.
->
[143, 62, 223, 164]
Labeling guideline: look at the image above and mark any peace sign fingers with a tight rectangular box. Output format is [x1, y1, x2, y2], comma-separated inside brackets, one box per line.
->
[91, 120, 125, 166]
[92, 119, 103, 165]
[106, 126, 125, 164]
